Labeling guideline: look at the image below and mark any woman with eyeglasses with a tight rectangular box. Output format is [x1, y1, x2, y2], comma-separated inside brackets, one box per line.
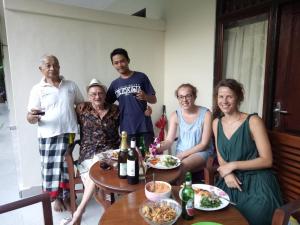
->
[156, 83, 214, 183]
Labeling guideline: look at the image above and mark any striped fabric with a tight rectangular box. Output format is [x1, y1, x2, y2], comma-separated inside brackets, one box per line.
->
[38, 133, 70, 199]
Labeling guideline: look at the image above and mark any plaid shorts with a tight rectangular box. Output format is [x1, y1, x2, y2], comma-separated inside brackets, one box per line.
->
[39, 133, 70, 199]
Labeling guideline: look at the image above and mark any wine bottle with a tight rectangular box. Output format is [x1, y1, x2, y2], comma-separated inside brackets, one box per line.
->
[181, 172, 195, 220]
[118, 131, 128, 179]
[127, 137, 139, 184]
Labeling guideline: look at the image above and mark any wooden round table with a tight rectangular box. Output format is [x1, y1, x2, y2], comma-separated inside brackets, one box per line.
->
[89, 161, 181, 195]
[99, 186, 249, 225]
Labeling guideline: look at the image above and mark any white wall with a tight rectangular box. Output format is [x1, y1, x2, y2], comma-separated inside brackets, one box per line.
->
[3, 0, 165, 190]
[3, 0, 217, 191]
[164, 0, 216, 115]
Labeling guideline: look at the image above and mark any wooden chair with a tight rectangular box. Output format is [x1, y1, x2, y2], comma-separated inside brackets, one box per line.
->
[272, 199, 300, 225]
[64, 140, 84, 215]
[0, 193, 53, 225]
[269, 131, 300, 225]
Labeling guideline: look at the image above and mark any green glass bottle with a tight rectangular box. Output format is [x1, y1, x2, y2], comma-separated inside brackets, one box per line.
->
[138, 136, 148, 158]
[181, 172, 195, 220]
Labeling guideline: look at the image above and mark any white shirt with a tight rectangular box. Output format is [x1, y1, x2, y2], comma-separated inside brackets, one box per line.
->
[27, 77, 84, 138]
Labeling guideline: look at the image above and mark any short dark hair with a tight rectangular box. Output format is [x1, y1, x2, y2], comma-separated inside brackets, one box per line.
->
[110, 48, 130, 63]
[175, 83, 198, 99]
[213, 78, 244, 118]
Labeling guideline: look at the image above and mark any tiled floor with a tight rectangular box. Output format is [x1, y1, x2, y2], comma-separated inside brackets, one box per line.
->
[0, 103, 104, 225]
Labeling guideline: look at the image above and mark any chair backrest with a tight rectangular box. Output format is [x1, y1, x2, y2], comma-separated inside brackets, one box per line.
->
[268, 131, 300, 203]
[0, 193, 53, 225]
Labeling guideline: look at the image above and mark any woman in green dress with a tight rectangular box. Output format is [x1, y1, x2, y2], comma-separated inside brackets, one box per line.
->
[212, 79, 283, 225]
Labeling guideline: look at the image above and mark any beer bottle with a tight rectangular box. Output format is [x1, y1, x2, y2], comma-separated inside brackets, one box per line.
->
[181, 172, 195, 220]
[127, 137, 139, 184]
[138, 136, 148, 158]
[118, 131, 128, 179]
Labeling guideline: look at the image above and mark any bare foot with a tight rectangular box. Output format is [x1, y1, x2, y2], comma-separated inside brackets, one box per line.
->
[54, 198, 66, 212]
[63, 198, 71, 212]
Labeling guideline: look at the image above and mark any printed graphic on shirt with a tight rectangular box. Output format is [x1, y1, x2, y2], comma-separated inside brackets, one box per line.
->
[115, 84, 141, 98]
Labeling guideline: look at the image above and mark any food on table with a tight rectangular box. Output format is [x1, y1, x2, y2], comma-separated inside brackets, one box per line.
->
[141, 202, 177, 224]
[149, 157, 160, 165]
[194, 188, 222, 208]
[111, 150, 119, 159]
[147, 181, 171, 193]
[194, 188, 211, 197]
[162, 156, 178, 167]
[200, 196, 222, 208]
[145, 181, 172, 202]
[148, 155, 179, 168]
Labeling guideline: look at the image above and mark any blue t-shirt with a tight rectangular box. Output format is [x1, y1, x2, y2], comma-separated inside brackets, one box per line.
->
[106, 71, 156, 135]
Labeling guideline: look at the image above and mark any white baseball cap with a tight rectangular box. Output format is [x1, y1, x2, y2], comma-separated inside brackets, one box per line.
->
[86, 78, 107, 92]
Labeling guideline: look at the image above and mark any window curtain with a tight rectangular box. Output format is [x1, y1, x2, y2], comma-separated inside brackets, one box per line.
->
[222, 19, 268, 116]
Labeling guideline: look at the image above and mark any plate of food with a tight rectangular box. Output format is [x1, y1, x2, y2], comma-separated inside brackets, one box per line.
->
[146, 155, 180, 170]
[100, 149, 119, 160]
[109, 149, 119, 160]
[179, 184, 230, 211]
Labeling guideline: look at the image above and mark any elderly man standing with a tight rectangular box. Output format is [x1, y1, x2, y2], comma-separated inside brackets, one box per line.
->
[27, 54, 84, 212]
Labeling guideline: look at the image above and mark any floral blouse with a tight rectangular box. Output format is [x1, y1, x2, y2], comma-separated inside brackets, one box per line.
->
[76, 102, 120, 163]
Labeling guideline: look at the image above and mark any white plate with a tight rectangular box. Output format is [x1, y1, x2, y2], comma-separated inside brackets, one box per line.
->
[179, 184, 230, 211]
[98, 149, 119, 161]
[146, 155, 181, 170]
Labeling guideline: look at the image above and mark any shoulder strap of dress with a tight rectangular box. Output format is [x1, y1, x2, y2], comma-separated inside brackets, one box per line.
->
[197, 106, 207, 125]
[247, 113, 258, 121]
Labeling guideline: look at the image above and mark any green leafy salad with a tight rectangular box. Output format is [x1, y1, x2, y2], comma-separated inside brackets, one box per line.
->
[200, 196, 222, 208]
[162, 156, 178, 167]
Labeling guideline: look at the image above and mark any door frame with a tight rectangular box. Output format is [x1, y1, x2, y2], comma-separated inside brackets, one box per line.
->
[213, 0, 294, 129]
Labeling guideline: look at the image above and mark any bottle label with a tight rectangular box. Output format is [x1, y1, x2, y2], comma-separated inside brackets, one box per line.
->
[127, 160, 136, 176]
[186, 199, 195, 217]
[119, 163, 127, 176]
[186, 181, 192, 186]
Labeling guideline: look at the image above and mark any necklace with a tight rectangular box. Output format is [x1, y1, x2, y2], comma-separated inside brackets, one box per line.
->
[223, 113, 242, 126]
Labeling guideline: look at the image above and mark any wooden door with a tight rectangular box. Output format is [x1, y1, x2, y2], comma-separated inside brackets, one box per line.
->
[269, 2, 300, 203]
[273, 2, 300, 135]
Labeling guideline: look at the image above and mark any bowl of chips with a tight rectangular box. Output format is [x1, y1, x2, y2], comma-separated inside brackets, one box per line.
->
[139, 198, 182, 225]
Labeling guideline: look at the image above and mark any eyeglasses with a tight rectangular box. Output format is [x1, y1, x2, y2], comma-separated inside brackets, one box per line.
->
[89, 92, 105, 98]
[177, 94, 193, 101]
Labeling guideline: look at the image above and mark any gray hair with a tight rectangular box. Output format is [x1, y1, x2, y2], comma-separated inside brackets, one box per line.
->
[39, 54, 60, 67]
